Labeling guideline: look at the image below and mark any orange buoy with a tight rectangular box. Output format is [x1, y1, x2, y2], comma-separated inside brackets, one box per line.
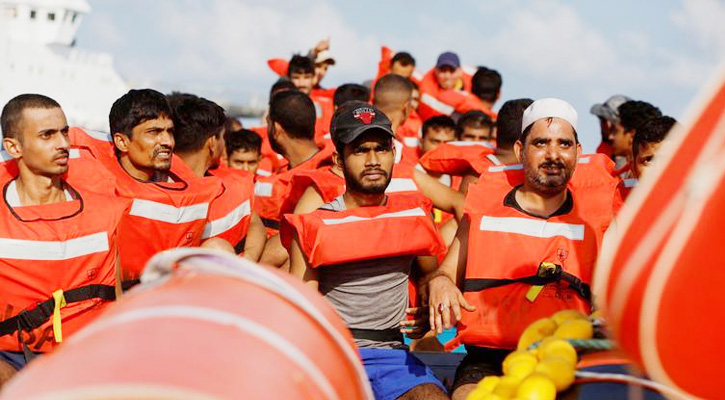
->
[595, 67, 725, 400]
[1, 248, 372, 400]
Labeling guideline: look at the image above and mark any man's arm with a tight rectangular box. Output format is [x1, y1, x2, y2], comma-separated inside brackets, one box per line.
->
[289, 234, 319, 290]
[458, 173, 479, 196]
[413, 169, 465, 221]
[422, 216, 474, 333]
[242, 211, 266, 262]
[293, 186, 326, 214]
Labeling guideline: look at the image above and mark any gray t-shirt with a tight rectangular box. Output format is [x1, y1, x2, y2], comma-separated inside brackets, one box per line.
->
[318, 196, 414, 349]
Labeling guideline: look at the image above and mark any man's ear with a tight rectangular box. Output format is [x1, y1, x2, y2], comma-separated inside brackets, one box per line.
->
[3, 137, 22, 159]
[113, 132, 130, 153]
[333, 149, 343, 170]
[576, 142, 583, 157]
[513, 140, 524, 162]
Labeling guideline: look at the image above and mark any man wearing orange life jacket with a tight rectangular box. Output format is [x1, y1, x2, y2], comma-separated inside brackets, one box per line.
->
[0, 94, 127, 382]
[167, 93, 266, 259]
[426, 98, 621, 400]
[609, 100, 662, 178]
[288, 55, 334, 147]
[619, 116, 677, 200]
[255, 90, 335, 267]
[283, 101, 468, 400]
[417, 52, 499, 123]
[225, 128, 263, 176]
[101, 89, 225, 289]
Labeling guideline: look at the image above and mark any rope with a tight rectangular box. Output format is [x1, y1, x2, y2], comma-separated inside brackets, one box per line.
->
[527, 338, 613, 351]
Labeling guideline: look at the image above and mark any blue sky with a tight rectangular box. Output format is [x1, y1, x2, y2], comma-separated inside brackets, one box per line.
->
[77, 0, 725, 152]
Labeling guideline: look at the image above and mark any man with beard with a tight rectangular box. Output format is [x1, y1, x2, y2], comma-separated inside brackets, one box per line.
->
[282, 102, 465, 400]
[105, 89, 224, 288]
[426, 98, 620, 400]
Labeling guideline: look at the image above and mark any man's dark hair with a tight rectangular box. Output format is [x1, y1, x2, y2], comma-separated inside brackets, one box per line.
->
[109, 89, 172, 138]
[288, 54, 314, 76]
[167, 92, 226, 153]
[225, 116, 242, 133]
[456, 110, 493, 140]
[497, 98, 533, 150]
[391, 52, 415, 67]
[633, 116, 676, 159]
[334, 84, 370, 108]
[269, 78, 297, 100]
[373, 74, 413, 109]
[619, 100, 662, 133]
[269, 90, 315, 140]
[1, 93, 61, 141]
[422, 115, 456, 138]
[471, 67, 502, 103]
[226, 128, 262, 156]
[521, 117, 579, 145]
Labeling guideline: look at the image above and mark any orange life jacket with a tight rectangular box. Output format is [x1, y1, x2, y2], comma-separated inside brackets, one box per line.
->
[173, 160, 255, 249]
[617, 177, 637, 201]
[280, 193, 445, 267]
[397, 109, 423, 149]
[0, 175, 128, 353]
[448, 163, 619, 350]
[417, 69, 497, 122]
[254, 146, 335, 230]
[310, 93, 335, 148]
[98, 156, 222, 284]
[248, 125, 287, 177]
[418, 141, 497, 176]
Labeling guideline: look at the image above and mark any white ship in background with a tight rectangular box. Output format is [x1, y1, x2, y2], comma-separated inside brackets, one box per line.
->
[0, 0, 128, 132]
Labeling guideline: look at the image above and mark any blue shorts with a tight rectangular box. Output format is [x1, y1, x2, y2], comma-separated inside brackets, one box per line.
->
[0, 351, 28, 371]
[360, 348, 446, 400]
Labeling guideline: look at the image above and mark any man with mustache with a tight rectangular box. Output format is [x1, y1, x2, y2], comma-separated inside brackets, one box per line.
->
[282, 102, 464, 400]
[0, 94, 127, 383]
[105, 89, 224, 288]
[426, 99, 620, 400]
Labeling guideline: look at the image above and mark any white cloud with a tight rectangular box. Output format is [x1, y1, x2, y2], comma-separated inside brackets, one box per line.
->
[671, 0, 725, 58]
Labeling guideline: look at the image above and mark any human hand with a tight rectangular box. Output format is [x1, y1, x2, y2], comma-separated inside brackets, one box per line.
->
[400, 307, 429, 339]
[427, 275, 476, 334]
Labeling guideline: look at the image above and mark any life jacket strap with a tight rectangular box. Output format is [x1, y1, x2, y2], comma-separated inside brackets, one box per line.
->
[0, 284, 116, 338]
[462, 262, 592, 302]
[349, 328, 404, 344]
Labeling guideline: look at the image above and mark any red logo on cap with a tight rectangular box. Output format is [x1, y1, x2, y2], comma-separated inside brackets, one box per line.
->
[353, 108, 376, 124]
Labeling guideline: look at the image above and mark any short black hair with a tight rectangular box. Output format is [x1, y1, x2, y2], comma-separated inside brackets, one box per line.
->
[109, 89, 172, 139]
[422, 115, 456, 138]
[269, 90, 315, 140]
[456, 110, 493, 140]
[269, 78, 297, 100]
[497, 98, 533, 150]
[391, 52, 415, 67]
[471, 67, 502, 103]
[633, 116, 676, 159]
[288, 54, 314, 76]
[334, 84, 370, 108]
[226, 128, 262, 156]
[1, 93, 61, 141]
[619, 100, 662, 132]
[167, 92, 226, 153]
[520, 117, 579, 145]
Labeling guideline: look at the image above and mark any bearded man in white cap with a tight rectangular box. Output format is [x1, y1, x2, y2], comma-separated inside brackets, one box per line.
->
[426, 98, 620, 399]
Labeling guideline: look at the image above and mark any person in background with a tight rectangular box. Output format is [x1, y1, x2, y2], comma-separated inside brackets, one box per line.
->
[226, 128, 263, 176]
[589, 94, 631, 158]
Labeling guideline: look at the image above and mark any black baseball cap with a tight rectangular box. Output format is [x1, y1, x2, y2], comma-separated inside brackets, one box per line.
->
[330, 101, 395, 145]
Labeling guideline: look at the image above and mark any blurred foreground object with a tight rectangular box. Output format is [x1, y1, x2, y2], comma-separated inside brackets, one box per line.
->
[0, 248, 372, 400]
[594, 67, 725, 400]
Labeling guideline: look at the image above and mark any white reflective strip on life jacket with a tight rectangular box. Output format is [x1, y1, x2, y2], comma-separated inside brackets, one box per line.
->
[623, 178, 638, 188]
[488, 157, 591, 173]
[202, 199, 252, 239]
[323, 133, 331, 140]
[84, 129, 113, 142]
[314, 102, 323, 119]
[255, 169, 272, 177]
[489, 164, 523, 172]
[446, 141, 496, 149]
[322, 207, 427, 226]
[479, 216, 584, 241]
[486, 154, 503, 166]
[394, 139, 403, 164]
[254, 182, 274, 197]
[129, 199, 209, 224]
[421, 93, 454, 115]
[439, 174, 452, 187]
[403, 137, 420, 148]
[1, 148, 80, 162]
[385, 178, 418, 193]
[412, 69, 424, 81]
[0, 231, 109, 260]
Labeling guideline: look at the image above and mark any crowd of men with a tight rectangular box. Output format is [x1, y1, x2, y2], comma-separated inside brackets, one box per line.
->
[0, 38, 677, 400]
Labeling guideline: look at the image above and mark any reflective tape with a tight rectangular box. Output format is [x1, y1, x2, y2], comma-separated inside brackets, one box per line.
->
[479, 216, 584, 241]
[202, 200, 252, 239]
[0, 231, 109, 260]
[129, 199, 209, 224]
[322, 207, 427, 225]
